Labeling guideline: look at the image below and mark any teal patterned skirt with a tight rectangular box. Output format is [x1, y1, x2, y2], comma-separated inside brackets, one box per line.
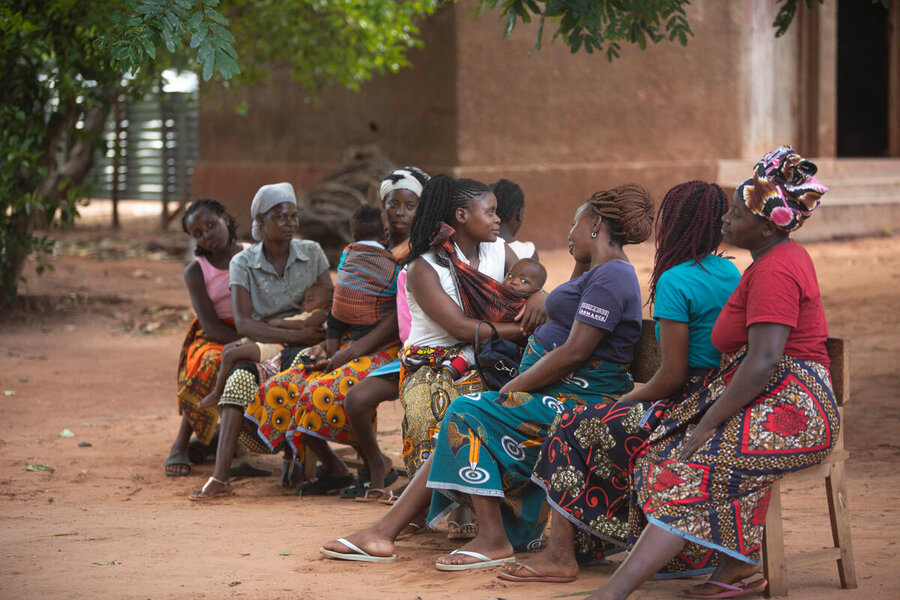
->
[425, 337, 634, 550]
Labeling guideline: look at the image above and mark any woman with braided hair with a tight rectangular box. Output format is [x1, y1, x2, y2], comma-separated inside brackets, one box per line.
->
[320, 183, 653, 571]
[583, 146, 837, 599]
[501, 180, 740, 584]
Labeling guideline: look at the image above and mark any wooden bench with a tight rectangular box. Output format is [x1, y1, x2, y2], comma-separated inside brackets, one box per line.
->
[631, 319, 858, 597]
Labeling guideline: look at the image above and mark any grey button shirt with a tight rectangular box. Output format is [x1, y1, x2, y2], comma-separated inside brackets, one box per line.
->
[230, 239, 330, 321]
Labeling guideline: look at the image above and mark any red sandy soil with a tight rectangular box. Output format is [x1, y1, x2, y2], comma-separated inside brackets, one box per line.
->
[1, 213, 898, 600]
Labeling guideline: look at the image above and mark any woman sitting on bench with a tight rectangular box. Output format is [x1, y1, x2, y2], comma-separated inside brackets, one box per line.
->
[586, 146, 840, 600]
[504, 180, 741, 583]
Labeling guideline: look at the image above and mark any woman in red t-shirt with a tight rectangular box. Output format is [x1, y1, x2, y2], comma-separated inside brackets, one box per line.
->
[586, 146, 840, 600]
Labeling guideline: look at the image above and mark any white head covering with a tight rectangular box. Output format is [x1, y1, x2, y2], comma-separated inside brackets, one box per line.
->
[250, 182, 297, 241]
[379, 167, 429, 202]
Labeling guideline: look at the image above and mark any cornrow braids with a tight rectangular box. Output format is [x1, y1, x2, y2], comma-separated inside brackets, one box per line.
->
[405, 175, 491, 264]
[587, 183, 654, 246]
[648, 180, 729, 306]
[182, 198, 238, 257]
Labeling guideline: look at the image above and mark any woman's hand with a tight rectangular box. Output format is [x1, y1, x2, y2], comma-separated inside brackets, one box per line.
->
[305, 344, 329, 371]
[516, 290, 548, 334]
[498, 379, 524, 395]
[678, 423, 715, 461]
[326, 343, 357, 372]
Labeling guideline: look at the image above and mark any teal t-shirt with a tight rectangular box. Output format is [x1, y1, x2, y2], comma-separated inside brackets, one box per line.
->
[653, 254, 742, 369]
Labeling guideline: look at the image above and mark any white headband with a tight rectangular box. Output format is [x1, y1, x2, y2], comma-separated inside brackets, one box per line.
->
[380, 168, 425, 201]
[250, 182, 296, 241]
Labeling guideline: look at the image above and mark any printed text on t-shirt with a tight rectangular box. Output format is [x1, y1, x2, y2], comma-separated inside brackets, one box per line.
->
[578, 302, 609, 322]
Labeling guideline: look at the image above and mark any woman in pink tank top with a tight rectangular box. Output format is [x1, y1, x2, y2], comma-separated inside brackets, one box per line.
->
[166, 199, 246, 477]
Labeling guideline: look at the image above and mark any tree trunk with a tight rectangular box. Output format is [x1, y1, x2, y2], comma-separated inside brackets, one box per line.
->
[1, 95, 112, 306]
[33, 102, 110, 228]
[0, 209, 35, 308]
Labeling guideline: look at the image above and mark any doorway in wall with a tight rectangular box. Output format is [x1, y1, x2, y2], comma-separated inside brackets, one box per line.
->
[836, 0, 890, 157]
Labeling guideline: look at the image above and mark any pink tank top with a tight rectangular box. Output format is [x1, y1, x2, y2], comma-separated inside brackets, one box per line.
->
[195, 243, 249, 320]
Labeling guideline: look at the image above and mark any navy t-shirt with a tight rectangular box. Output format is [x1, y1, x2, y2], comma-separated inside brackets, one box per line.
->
[533, 260, 642, 364]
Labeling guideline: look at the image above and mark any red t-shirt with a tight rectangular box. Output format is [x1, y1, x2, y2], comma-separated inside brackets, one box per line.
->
[711, 240, 829, 367]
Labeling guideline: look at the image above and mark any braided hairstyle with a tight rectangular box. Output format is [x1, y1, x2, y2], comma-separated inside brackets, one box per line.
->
[586, 183, 654, 247]
[181, 198, 238, 257]
[648, 180, 729, 305]
[406, 175, 491, 263]
[490, 178, 524, 222]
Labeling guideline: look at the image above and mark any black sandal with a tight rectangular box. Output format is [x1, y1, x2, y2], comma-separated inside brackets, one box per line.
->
[339, 481, 368, 499]
[295, 471, 356, 496]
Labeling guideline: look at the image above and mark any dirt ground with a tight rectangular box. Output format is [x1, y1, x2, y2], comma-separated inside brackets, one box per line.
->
[1, 207, 898, 600]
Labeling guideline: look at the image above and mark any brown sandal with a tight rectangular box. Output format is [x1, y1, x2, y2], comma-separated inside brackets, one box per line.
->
[355, 488, 387, 503]
[189, 476, 234, 501]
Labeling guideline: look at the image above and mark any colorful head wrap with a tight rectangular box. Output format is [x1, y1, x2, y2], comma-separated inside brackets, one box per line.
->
[250, 182, 297, 241]
[738, 145, 827, 232]
[380, 167, 430, 202]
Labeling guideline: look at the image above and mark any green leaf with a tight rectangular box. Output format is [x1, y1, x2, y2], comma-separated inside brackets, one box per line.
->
[190, 26, 207, 48]
[25, 464, 53, 472]
[209, 22, 235, 43]
[162, 26, 175, 53]
[204, 7, 229, 26]
[140, 37, 156, 59]
[201, 53, 214, 81]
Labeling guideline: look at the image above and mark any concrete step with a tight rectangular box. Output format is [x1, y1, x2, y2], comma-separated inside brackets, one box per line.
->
[716, 158, 900, 185]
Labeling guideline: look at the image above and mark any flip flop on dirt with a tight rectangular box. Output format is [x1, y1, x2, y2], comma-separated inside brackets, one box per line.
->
[497, 562, 577, 583]
[447, 520, 477, 540]
[378, 490, 402, 506]
[395, 522, 425, 541]
[434, 550, 515, 571]
[165, 452, 191, 477]
[355, 488, 389, 503]
[189, 476, 234, 501]
[319, 538, 397, 563]
[682, 578, 768, 599]
[229, 460, 271, 478]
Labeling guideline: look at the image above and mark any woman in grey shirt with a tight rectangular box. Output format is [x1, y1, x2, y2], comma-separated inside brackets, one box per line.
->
[190, 182, 332, 501]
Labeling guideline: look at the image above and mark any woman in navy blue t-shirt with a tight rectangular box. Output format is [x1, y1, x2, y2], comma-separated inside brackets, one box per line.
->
[320, 184, 654, 570]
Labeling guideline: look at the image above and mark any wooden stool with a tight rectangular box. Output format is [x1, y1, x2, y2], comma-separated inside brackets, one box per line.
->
[762, 337, 858, 597]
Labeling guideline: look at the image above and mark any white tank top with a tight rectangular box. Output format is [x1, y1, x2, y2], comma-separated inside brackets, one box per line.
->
[405, 238, 507, 348]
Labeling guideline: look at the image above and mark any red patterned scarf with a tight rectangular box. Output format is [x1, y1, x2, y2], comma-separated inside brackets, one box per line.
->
[429, 222, 525, 322]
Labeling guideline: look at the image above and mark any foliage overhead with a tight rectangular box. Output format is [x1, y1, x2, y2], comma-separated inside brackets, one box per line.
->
[101, 0, 444, 92]
[477, 0, 694, 61]
[3, 0, 867, 306]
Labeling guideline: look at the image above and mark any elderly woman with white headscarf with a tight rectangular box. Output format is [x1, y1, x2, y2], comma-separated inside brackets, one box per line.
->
[242, 167, 432, 500]
[190, 182, 333, 501]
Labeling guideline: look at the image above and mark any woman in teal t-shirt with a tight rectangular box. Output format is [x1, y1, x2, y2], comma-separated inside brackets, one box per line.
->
[505, 181, 740, 584]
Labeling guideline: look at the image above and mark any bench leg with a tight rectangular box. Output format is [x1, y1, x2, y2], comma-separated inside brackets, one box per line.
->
[763, 480, 788, 598]
[825, 461, 858, 589]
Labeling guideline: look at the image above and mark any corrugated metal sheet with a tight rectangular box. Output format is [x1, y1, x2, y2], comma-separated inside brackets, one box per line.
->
[88, 92, 197, 205]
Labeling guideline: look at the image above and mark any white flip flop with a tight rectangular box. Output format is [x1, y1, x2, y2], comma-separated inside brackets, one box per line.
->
[435, 549, 515, 571]
[319, 537, 397, 563]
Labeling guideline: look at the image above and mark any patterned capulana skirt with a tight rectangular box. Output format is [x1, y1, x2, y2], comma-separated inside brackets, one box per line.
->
[176, 319, 225, 445]
[629, 348, 838, 575]
[399, 343, 485, 478]
[426, 338, 634, 551]
[243, 345, 400, 462]
[531, 370, 715, 570]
